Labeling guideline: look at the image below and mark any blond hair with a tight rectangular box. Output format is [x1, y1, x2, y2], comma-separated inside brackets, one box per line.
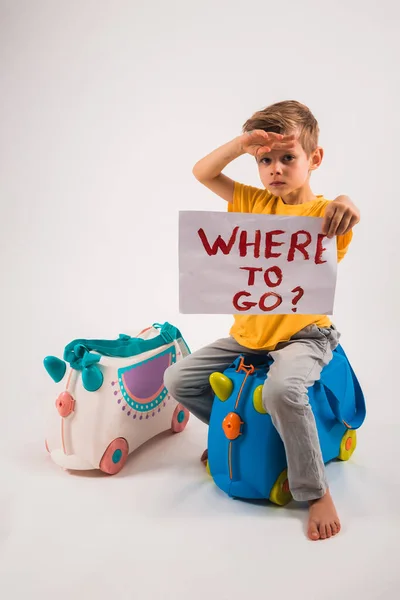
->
[242, 100, 319, 157]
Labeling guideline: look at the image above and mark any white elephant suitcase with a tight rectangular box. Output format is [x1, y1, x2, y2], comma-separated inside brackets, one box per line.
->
[43, 322, 191, 474]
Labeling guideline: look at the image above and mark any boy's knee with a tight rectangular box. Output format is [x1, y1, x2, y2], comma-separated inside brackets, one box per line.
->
[163, 363, 180, 395]
[262, 378, 305, 414]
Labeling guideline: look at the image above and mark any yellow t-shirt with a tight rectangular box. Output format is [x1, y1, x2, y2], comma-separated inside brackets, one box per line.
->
[227, 181, 353, 351]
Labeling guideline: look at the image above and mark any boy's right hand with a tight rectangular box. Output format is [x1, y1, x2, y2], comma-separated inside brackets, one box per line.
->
[192, 130, 298, 203]
[239, 130, 297, 158]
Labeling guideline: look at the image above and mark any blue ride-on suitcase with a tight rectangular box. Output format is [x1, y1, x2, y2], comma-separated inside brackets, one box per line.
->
[207, 345, 366, 505]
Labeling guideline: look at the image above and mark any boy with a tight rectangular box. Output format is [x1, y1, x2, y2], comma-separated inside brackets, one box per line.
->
[164, 100, 360, 541]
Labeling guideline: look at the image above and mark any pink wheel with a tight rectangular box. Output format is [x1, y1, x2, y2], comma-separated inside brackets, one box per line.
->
[171, 404, 190, 433]
[99, 438, 129, 475]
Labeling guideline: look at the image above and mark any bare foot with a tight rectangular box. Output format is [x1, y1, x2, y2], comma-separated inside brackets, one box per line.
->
[308, 489, 341, 541]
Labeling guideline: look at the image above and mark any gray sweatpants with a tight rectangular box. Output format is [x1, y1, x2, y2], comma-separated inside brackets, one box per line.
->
[164, 324, 340, 502]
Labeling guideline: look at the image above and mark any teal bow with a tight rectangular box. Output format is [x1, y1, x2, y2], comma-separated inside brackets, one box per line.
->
[63, 344, 103, 392]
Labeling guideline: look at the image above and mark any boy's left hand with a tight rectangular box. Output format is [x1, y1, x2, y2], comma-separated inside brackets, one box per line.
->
[322, 195, 360, 238]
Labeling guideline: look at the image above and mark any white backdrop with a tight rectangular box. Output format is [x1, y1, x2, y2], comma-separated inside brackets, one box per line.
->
[1, 0, 397, 435]
[0, 1, 399, 598]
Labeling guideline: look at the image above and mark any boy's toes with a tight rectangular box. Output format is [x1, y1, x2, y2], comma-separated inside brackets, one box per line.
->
[332, 521, 341, 536]
[320, 525, 327, 540]
[308, 520, 320, 541]
[326, 524, 333, 538]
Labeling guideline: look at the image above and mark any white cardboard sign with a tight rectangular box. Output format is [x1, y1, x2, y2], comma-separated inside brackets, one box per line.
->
[179, 211, 338, 315]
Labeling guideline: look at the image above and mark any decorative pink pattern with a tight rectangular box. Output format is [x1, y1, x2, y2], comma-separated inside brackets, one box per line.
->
[111, 374, 171, 420]
[121, 352, 172, 403]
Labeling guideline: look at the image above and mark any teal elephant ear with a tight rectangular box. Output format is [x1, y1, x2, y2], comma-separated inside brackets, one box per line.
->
[44, 356, 67, 383]
[82, 365, 103, 392]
